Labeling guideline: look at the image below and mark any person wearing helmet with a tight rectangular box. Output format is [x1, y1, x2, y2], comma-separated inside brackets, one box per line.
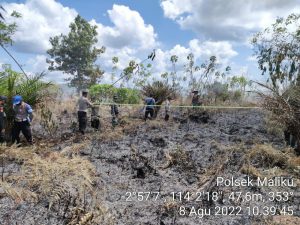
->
[11, 95, 33, 145]
[0, 96, 7, 143]
[110, 94, 119, 128]
[77, 89, 93, 134]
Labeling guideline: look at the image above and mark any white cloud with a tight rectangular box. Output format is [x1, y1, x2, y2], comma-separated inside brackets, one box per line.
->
[91, 4, 157, 51]
[88, 5, 158, 81]
[3, 2, 157, 54]
[153, 39, 237, 73]
[96, 39, 238, 86]
[2, 1, 243, 86]
[20, 38, 239, 87]
[26, 55, 70, 83]
[160, 0, 300, 41]
[160, 0, 192, 20]
[2, 1, 158, 84]
[3, 0, 77, 54]
[189, 39, 238, 62]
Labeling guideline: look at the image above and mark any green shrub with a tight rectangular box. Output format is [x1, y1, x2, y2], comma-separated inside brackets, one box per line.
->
[232, 90, 242, 101]
[0, 65, 53, 139]
[118, 88, 140, 104]
[89, 84, 140, 104]
[89, 84, 114, 102]
[207, 81, 229, 103]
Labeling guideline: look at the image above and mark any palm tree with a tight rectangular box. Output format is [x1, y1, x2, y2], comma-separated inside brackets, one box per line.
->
[0, 66, 53, 140]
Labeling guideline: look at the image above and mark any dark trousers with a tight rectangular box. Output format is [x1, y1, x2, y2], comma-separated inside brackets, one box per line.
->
[111, 114, 119, 128]
[145, 108, 154, 120]
[78, 111, 87, 134]
[12, 120, 32, 144]
[284, 130, 297, 148]
[164, 113, 170, 121]
[0, 116, 5, 143]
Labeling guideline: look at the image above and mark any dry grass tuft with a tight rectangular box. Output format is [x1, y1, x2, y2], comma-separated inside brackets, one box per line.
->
[289, 156, 300, 167]
[163, 200, 178, 212]
[0, 144, 114, 223]
[121, 118, 143, 135]
[146, 120, 164, 130]
[247, 144, 288, 169]
[18, 152, 95, 209]
[0, 181, 37, 203]
[240, 164, 261, 178]
[1, 144, 37, 163]
[1, 145, 96, 211]
[264, 113, 284, 137]
[240, 144, 300, 177]
[0, 127, 116, 224]
[163, 145, 194, 171]
[67, 203, 115, 225]
[272, 216, 300, 225]
[98, 128, 124, 142]
[61, 142, 90, 157]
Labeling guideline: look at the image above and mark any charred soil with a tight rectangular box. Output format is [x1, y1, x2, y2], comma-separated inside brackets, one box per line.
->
[0, 109, 299, 225]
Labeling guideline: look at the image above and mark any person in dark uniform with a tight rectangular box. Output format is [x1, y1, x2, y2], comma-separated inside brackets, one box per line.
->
[164, 97, 171, 121]
[144, 95, 155, 121]
[0, 96, 7, 143]
[111, 94, 119, 128]
[191, 90, 201, 107]
[91, 105, 100, 130]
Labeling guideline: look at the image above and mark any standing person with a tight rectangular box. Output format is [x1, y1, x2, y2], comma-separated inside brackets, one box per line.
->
[164, 97, 171, 121]
[77, 89, 93, 134]
[110, 94, 119, 129]
[191, 90, 201, 107]
[0, 96, 7, 143]
[144, 95, 156, 121]
[11, 95, 33, 145]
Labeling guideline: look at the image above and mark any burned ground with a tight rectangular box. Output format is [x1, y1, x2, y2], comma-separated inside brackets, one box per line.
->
[0, 109, 299, 225]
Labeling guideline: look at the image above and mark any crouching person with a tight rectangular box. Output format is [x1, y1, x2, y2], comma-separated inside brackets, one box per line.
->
[91, 105, 100, 130]
[12, 95, 33, 145]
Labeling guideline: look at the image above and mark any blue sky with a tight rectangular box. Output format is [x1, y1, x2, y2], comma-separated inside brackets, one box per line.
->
[1, 0, 300, 85]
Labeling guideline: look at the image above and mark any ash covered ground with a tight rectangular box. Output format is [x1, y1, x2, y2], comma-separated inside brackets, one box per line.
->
[0, 109, 299, 225]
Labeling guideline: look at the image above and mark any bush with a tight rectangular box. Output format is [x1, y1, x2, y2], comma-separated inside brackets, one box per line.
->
[0, 66, 54, 139]
[89, 84, 114, 101]
[207, 81, 229, 103]
[256, 83, 300, 154]
[142, 81, 176, 116]
[117, 87, 140, 104]
[232, 90, 242, 102]
[89, 84, 140, 104]
[142, 81, 175, 105]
